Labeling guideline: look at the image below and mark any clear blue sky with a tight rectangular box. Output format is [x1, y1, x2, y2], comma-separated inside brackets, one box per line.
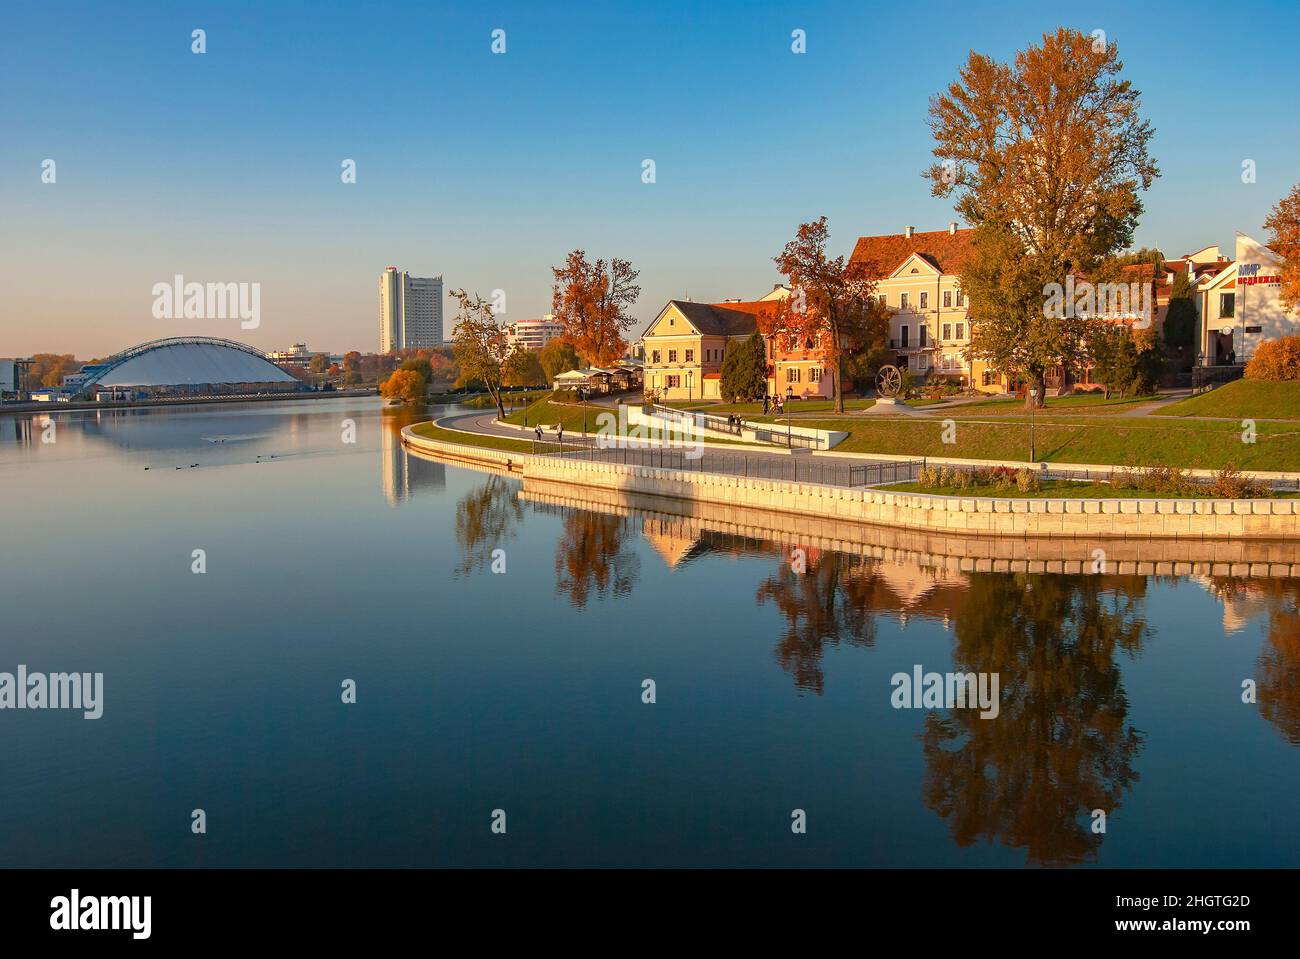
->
[2, 0, 1297, 356]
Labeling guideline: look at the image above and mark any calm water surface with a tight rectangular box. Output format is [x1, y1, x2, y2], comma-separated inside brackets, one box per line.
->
[1, 398, 1297, 867]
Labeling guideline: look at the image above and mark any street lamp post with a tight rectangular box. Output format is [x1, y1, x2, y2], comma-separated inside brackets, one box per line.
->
[1028, 387, 1038, 463]
[687, 370, 693, 404]
[786, 385, 794, 449]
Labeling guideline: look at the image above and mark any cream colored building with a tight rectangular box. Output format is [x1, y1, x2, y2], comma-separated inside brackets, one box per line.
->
[640, 300, 759, 401]
[848, 224, 991, 388]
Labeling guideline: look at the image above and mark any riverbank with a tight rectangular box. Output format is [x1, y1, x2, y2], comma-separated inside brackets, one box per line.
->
[0, 388, 378, 416]
[402, 423, 1300, 540]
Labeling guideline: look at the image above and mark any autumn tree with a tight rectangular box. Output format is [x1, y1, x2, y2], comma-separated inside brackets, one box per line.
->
[1264, 181, 1300, 313]
[502, 347, 546, 387]
[770, 217, 883, 413]
[551, 251, 641, 366]
[450, 288, 511, 418]
[538, 338, 581, 382]
[379, 368, 426, 403]
[27, 353, 80, 388]
[926, 28, 1159, 408]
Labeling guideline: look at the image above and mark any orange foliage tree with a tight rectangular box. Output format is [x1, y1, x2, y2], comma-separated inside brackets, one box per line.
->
[769, 217, 882, 413]
[550, 251, 641, 367]
[379, 368, 427, 403]
[1264, 182, 1300, 313]
[1245, 336, 1300, 381]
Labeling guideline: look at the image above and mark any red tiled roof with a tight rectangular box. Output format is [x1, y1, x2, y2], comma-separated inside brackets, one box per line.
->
[848, 228, 976, 278]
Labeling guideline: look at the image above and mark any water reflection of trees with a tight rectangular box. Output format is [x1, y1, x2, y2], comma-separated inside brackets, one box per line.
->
[921, 574, 1150, 867]
[454, 475, 523, 575]
[554, 511, 641, 608]
[1211, 578, 1300, 744]
[755, 551, 884, 694]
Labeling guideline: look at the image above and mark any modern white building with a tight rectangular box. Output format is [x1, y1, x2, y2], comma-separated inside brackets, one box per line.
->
[1197, 233, 1295, 365]
[379, 267, 444, 353]
[506, 316, 564, 352]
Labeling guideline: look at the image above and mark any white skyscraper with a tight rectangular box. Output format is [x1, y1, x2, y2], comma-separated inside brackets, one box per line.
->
[379, 267, 444, 352]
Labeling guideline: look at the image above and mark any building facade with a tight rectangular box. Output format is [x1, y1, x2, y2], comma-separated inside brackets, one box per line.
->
[1197, 233, 1294, 365]
[847, 224, 986, 388]
[506, 316, 564, 352]
[640, 300, 759, 401]
[379, 267, 444, 353]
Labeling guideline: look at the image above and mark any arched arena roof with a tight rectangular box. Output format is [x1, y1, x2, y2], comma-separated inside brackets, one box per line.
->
[82, 336, 298, 391]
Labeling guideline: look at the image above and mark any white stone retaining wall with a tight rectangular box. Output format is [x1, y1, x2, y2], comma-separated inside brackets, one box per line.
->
[402, 425, 1300, 539]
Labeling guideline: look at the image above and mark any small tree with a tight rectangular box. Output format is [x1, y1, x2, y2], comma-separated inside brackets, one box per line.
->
[379, 368, 426, 403]
[1133, 328, 1165, 395]
[450, 289, 511, 418]
[1163, 270, 1197, 355]
[539, 338, 581, 382]
[1088, 323, 1136, 398]
[502, 347, 546, 388]
[720, 332, 768, 402]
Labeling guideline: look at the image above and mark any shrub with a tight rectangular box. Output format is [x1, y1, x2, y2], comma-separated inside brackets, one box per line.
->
[1015, 467, 1040, 494]
[989, 466, 1017, 491]
[917, 466, 940, 488]
[1245, 336, 1300, 381]
[1211, 465, 1268, 499]
[1138, 464, 1192, 495]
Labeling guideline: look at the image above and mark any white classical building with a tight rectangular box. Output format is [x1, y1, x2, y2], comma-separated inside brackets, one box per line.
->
[379, 267, 444, 352]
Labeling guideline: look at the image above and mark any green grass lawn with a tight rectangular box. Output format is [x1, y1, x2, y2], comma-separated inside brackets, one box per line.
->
[501, 398, 612, 432]
[884, 479, 1295, 499]
[409, 421, 534, 453]
[790, 416, 1300, 471]
[951, 392, 1163, 416]
[1157, 379, 1300, 421]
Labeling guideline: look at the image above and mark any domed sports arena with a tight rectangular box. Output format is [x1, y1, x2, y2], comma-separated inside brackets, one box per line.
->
[68, 336, 304, 400]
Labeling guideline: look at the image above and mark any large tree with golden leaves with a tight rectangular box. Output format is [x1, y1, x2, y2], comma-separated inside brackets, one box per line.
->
[550, 251, 641, 366]
[926, 28, 1159, 408]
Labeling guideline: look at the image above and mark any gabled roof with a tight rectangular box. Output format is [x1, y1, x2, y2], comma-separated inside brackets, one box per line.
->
[849, 227, 976, 278]
[665, 300, 760, 337]
[888, 251, 946, 279]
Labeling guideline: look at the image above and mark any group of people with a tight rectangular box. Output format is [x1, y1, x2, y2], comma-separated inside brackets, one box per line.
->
[762, 395, 786, 415]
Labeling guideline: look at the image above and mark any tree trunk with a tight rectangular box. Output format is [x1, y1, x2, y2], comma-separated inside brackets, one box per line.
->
[831, 361, 844, 414]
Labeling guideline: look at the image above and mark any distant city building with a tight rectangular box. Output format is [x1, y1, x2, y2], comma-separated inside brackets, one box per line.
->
[266, 343, 340, 366]
[506, 316, 564, 352]
[379, 267, 443, 353]
[0, 358, 34, 401]
[53, 336, 302, 401]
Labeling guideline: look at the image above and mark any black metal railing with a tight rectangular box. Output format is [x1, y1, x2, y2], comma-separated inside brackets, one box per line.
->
[545, 443, 922, 488]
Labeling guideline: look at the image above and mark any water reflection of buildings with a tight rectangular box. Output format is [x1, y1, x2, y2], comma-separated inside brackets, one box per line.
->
[380, 421, 445, 506]
[447, 474, 1300, 864]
